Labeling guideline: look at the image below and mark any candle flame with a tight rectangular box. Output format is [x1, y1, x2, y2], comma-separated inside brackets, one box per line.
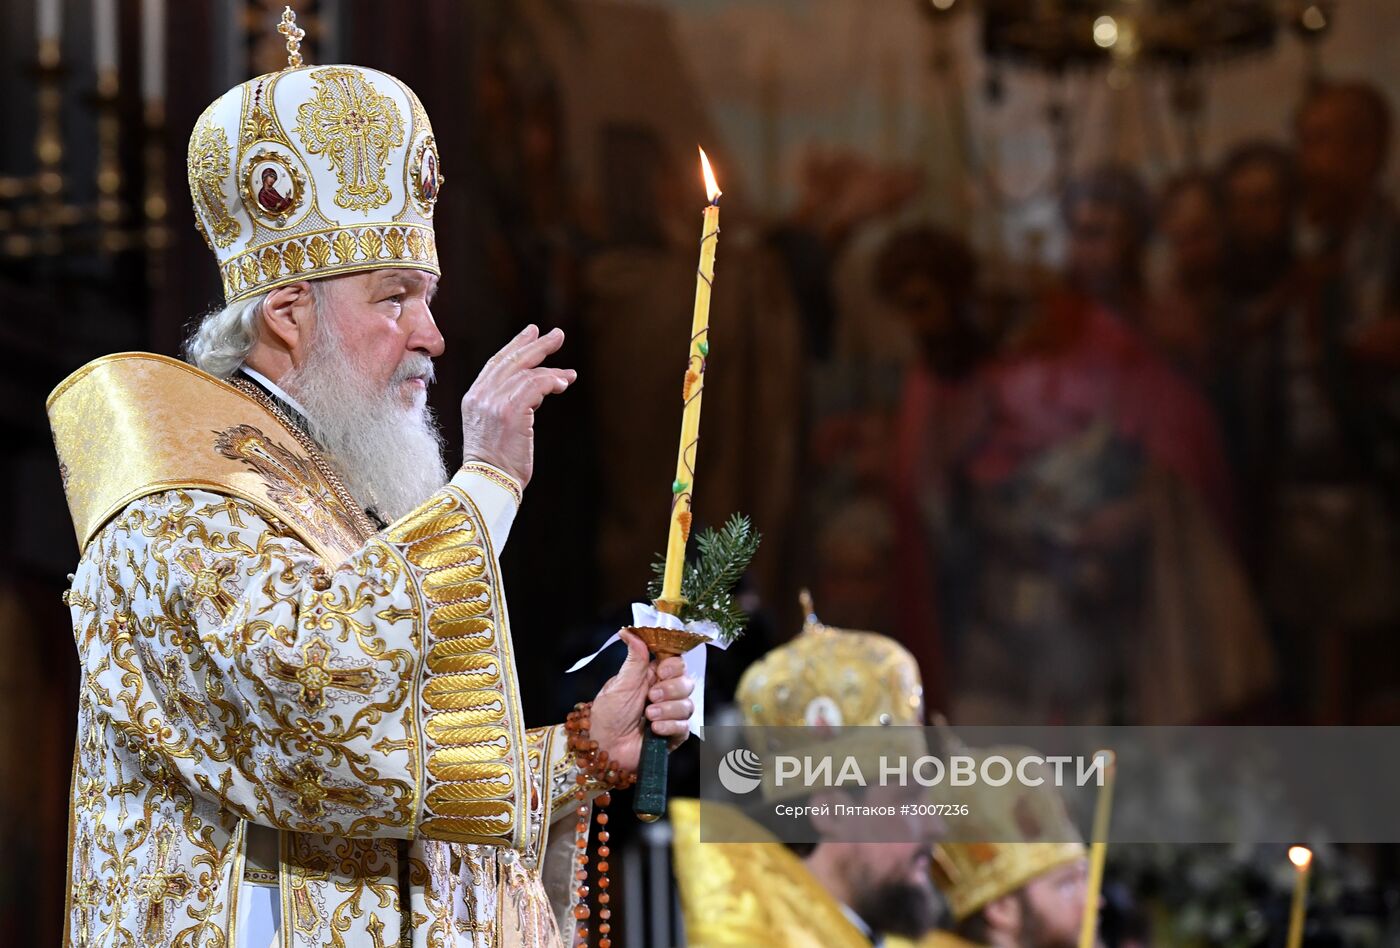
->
[1289, 846, 1313, 869]
[699, 146, 722, 203]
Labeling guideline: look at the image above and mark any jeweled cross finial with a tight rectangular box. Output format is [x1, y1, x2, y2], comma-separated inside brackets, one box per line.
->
[799, 588, 819, 630]
[278, 6, 306, 69]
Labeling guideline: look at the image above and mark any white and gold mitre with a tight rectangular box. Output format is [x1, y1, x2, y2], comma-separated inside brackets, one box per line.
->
[187, 8, 442, 304]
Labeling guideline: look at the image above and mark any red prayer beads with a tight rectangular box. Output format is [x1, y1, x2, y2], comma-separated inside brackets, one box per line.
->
[565, 702, 638, 947]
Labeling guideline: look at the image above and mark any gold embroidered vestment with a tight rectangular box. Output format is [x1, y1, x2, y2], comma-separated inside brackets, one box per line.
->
[50, 353, 587, 947]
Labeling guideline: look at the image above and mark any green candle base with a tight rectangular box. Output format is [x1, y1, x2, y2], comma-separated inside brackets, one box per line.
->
[633, 722, 669, 822]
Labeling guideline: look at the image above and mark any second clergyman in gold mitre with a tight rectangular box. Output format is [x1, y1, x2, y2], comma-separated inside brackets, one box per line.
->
[672, 593, 944, 947]
[913, 744, 1089, 948]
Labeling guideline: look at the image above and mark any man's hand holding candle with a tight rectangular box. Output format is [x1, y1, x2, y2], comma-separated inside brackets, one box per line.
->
[590, 631, 698, 771]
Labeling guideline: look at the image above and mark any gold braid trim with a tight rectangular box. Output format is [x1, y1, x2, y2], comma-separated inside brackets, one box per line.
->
[220, 222, 439, 304]
[459, 461, 523, 508]
[386, 489, 527, 848]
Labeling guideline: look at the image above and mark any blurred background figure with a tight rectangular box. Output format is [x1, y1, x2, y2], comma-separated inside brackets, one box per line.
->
[1217, 140, 1299, 543]
[876, 225, 988, 712]
[1221, 140, 1298, 311]
[914, 161, 1259, 727]
[1253, 79, 1400, 724]
[1149, 172, 1228, 382]
[1061, 165, 1155, 328]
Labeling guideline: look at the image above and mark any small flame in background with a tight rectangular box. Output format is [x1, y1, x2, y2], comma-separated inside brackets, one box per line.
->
[699, 146, 721, 204]
[1289, 846, 1313, 869]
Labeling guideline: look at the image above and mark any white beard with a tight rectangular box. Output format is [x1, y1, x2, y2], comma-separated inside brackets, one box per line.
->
[281, 320, 448, 524]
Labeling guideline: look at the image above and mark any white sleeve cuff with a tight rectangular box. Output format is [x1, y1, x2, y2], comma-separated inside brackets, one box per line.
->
[449, 462, 522, 550]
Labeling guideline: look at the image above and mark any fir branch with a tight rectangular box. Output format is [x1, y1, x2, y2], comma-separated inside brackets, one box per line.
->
[646, 513, 761, 644]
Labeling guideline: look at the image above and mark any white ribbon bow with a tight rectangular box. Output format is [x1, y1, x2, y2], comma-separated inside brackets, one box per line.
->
[565, 603, 730, 739]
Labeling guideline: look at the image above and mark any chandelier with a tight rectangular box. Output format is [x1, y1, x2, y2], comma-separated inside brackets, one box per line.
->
[925, 0, 1334, 72]
[917, 0, 1338, 199]
[985, 1, 1281, 72]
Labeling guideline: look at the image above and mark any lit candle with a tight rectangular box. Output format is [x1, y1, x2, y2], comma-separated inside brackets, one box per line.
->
[37, 0, 62, 44]
[141, 0, 164, 105]
[1078, 750, 1115, 948]
[94, 0, 117, 76]
[1286, 846, 1312, 948]
[657, 147, 722, 609]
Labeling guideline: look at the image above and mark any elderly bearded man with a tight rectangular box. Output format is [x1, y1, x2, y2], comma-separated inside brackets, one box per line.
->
[47, 27, 694, 948]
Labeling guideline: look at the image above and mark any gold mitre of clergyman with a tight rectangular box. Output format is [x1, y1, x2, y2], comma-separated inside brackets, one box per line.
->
[737, 590, 925, 730]
[188, 7, 442, 304]
[735, 592, 926, 800]
[930, 742, 1086, 923]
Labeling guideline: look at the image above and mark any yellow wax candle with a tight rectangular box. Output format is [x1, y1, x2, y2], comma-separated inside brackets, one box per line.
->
[1286, 846, 1312, 948]
[659, 147, 722, 609]
[1078, 750, 1115, 948]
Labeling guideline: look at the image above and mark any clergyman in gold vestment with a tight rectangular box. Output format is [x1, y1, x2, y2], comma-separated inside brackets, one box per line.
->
[48, 20, 696, 948]
[671, 597, 945, 947]
[917, 744, 1089, 948]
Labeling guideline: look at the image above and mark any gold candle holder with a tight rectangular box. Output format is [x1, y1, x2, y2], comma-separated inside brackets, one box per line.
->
[628, 626, 712, 659]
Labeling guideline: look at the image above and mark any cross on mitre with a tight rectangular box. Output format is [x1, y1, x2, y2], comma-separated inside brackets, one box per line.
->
[278, 6, 306, 69]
